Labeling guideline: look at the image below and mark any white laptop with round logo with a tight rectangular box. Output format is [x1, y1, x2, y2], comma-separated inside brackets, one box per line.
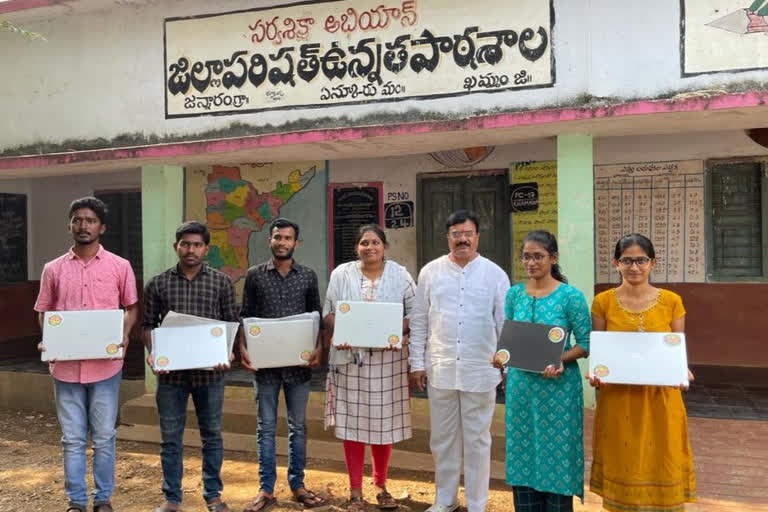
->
[152, 323, 228, 371]
[589, 331, 688, 387]
[42, 310, 124, 361]
[332, 301, 404, 349]
[243, 314, 317, 368]
[160, 311, 240, 358]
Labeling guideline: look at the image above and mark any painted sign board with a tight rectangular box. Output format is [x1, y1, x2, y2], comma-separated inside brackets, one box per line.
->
[681, 0, 768, 76]
[164, 0, 554, 118]
[509, 161, 557, 283]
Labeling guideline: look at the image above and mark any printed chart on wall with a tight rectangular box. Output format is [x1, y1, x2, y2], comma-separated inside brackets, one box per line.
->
[594, 160, 705, 284]
[509, 161, 557, 283]
[185, 161, 327, 299]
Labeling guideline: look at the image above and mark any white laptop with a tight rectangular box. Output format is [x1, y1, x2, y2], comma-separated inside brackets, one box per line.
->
[243, 313, 317, 368]
[160, 311, 239, 357]
[332, 301, 404, 349]
[152, 323, 229, 371]
[589, 331, 689, 387]
[42, 310, 124, 361]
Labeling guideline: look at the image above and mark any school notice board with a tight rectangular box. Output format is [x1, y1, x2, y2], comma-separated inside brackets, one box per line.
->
[594, 160, 705, 284]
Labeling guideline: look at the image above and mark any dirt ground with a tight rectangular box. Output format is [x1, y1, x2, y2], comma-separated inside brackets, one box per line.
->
[0, 409, 519, 512]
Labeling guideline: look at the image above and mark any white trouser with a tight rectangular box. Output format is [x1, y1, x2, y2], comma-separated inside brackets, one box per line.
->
[428, 385, 497, 512]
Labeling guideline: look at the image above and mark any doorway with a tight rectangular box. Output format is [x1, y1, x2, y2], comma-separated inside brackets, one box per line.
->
[417, 171, 511, 274]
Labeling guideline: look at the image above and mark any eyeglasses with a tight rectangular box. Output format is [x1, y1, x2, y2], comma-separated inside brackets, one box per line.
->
[449, 230, 477, 239]
[521, 253, 549, 262]
[617, 257, 651, 267]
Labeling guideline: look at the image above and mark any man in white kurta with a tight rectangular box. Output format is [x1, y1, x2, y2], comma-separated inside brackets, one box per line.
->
[409, 210, 510, 512]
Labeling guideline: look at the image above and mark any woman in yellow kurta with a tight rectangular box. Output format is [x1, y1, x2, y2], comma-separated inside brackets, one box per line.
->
[589, 233, 695, 512]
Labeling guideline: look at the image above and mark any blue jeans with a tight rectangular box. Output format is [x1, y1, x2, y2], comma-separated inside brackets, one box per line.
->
[53, 371, 121, 508]
[156, 379, 225, 505]
[256, 378, 310, 494]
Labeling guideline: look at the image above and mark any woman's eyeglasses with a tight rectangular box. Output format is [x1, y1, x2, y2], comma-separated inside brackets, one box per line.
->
[617, 257, 651, 267]
[521, 253, 549, 262]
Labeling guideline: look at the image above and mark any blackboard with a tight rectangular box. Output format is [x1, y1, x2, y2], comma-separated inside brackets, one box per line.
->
[0, 193, 28, 282]
[329, 184, 382, 269]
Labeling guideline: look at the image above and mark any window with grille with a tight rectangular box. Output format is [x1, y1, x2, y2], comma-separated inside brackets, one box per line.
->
[95, 190, 143, 279]
[709, 162, 766, 280]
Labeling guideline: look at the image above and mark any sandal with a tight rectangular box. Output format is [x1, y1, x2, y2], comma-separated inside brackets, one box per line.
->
[347, 496, 365, 512]
[241, 496, 277, 512]
[205, 501, 230, 512]
[154, 507, 182, 512]
[66, 506, 86, 512]
[292, 490, 327, 509]
[375, 490, 398, 510]
[93, 504, 114, 512]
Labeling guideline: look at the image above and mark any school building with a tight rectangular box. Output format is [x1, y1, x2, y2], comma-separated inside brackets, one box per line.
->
[1, 0, 767, 411]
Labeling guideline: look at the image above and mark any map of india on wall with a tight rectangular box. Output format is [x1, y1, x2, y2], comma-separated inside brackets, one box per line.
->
[185, 162, 328, 299]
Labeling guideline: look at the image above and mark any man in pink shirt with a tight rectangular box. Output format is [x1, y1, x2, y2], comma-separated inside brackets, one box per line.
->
[34, 197, 138, 512]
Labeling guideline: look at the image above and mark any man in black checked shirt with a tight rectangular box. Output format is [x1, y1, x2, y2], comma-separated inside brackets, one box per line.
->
[238, 218, 326, 511]
[142, 221, 238, 512]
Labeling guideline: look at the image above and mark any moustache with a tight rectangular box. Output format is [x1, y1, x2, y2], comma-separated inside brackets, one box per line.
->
[455, 242, 470, 247]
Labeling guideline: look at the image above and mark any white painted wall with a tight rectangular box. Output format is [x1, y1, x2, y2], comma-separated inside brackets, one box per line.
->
[0, 170, 141, 279]
[595, 130, 768, 163]
[329, 139, 557, 276]
[2, 0, 767, 151]
[330, 130, 768, 276]
[329, 139, 556, 278]
[2, 129, 765, 281]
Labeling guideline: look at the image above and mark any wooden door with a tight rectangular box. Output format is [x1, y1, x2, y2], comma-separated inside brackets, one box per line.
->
[418, 172, 511, 274]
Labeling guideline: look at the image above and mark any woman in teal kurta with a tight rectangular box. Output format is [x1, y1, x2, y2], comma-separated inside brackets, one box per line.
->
[503, 230, 591, 511]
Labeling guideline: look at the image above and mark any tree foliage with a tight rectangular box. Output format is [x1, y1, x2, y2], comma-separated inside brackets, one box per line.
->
[1, 20, 46, 40]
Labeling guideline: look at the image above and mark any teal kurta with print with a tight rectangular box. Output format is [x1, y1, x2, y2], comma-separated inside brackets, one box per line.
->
[504, 282, 591, 500]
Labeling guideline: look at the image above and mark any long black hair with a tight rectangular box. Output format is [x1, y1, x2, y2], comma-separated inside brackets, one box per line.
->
[521, 230, 568, 283]
[613, 233, 656, 260]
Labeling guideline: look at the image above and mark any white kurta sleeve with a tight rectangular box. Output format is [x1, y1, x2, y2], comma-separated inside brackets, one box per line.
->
[408, 265, 430, 372]
[493, 269, 511, 338]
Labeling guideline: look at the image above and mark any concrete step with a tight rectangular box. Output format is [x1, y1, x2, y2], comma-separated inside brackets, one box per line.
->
[117, 422, 507, 481]
[117, 389, 509, 474]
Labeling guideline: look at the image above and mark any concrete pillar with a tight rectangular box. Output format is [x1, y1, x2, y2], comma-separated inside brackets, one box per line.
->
[141, 165, 184, 392]
[556, 135, 596, 408]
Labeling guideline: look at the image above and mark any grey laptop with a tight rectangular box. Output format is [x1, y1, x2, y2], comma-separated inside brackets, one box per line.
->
[495, 320, 569, 372]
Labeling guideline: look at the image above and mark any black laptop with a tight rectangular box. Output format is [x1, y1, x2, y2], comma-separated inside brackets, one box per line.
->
[495, 320, 569, 372]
